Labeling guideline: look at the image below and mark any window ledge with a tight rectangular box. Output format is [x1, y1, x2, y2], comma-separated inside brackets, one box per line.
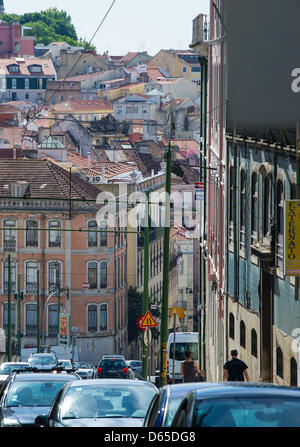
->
[250, 242, 272, 261]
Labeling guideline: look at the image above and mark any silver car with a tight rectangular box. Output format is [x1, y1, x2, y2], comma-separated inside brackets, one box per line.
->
[74, 362, 96, 379]
[35, 379, 158, 427]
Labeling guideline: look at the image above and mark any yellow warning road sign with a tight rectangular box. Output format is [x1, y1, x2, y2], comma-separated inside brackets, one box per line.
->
[140, 311, 157, 328]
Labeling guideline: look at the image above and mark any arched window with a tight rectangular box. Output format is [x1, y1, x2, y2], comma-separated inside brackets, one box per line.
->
[88, 220, 97, 247]
[48, 303, 58, 337]
[229, 313, 235, 339]
[25, 260, 39, 293]
[87, 262, 97, 289]
[263, 176, 271, 238]
[87, 304, 97, 333]
[48, 261, 62, 291]
[100, 261, 108, 289]
[291, 357, 298, 387]
[276, 180, 284, 269]
[100, 303, 107, 331]
[26, 303, 37, 336]
[48, 220, 62, 248]
[26, 219, 39, 247]
[3, 219, 16, 251]
[240, 320, 246, 348]
[251, 329, 257, 358]
[251, 172, 258, 244]
[276, 347, 283, 378]
[100, 221, 107, 247]
[240, 170, 246, 250]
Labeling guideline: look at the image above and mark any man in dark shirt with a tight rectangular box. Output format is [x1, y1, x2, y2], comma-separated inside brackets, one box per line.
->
[223, 349, 250, 382]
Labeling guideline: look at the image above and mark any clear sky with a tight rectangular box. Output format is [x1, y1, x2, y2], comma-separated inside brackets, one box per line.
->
[4, 0, 209, 56]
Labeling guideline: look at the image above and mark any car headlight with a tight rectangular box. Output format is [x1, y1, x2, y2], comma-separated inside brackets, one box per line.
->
[1, 418, 22, 427]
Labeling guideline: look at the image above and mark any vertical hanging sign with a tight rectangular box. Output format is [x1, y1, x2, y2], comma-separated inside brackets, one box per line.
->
[59, 314, 70, 347]
[284, 200, 300, 276]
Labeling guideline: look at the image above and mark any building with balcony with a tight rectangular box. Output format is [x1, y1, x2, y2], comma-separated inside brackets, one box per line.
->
[0, 159, 127, 357]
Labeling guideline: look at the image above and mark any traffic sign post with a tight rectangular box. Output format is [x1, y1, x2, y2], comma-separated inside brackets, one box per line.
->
[137, 315, 146, 331]
[195, 182, 204, 201]
[140, 311, 157, 329]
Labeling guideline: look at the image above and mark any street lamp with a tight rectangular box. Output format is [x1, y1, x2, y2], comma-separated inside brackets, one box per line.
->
[41, 287, 58, 351]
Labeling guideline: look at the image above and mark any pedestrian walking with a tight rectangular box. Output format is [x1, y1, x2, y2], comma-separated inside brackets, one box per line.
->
[223, 349, 250, 382]
[181, 350, 201, 383]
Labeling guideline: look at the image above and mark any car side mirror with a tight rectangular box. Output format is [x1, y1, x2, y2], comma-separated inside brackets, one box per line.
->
[57, 362, 63, 367]
[35, 414, 49, 427]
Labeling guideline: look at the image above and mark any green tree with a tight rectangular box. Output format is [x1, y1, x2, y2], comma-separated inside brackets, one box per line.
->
[127, 286, 143, 344]
[0, 8, 96, 51]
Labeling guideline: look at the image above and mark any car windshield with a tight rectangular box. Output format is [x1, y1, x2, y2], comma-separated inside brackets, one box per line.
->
[60, 385, 156, 420]
[100, 360, 125, 370]
[193, 397, 300, 427]
[169, 342, 198, 361]
[0, 364, 28, 374]
[75, 362, 91, 369]
[60, 361, 71, 368]
[29, 356, 56, 366]
[5, 380, 68, 407]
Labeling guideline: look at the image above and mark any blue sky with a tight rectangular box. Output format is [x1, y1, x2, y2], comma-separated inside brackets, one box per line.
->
[4, 0, 209, 56]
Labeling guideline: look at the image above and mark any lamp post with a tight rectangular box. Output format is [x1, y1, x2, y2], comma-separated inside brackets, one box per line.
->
[41, 288, 58, 351]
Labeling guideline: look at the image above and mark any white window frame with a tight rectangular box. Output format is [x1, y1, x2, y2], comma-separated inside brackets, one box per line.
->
[48, 219, 62, 248]
[25, 259, 39, 294]
[47, 260, 63, 293]
[99, 302, 108, 332]
[87, 261, 98, 289]
[25, 218, 39, 248]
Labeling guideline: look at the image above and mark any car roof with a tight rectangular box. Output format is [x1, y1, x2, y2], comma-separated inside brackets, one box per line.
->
[191, 382, 300, 399]
[1, 362, 28, 365]
[12, 373, 79, 382]
[66, 378, 157, 388]
[166, 382, 219, 398]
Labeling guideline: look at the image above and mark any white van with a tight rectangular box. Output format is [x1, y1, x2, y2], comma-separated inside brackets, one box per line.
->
[167, 332, 199, 382]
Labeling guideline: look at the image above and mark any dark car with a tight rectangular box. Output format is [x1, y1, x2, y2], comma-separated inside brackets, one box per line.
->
[144, 382, 216, 427]
[35, 379, 158, 427]
[0, 371, 80, 427]
[171, 382, 300, 427]
[97, 357, 129, 379]
[28, 353, 60, 371]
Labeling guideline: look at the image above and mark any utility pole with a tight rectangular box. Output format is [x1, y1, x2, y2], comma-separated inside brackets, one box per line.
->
[7, 254, 11, 362]
[15, 273, 23, 358]
[159, 143, 172, 387]
[37, 270, 40, 352]
[142, 190, 150, 379]
[57, 286, 61, 344]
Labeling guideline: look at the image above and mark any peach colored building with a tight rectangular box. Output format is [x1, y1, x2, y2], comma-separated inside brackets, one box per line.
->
[0, 159, 127, 359]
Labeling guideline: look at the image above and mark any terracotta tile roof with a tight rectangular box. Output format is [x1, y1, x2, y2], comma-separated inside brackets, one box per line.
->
[52, 100, 113, 113]
[65, 72, 106, 82]
[146, 67, 166, 81]
[65, 151, 136, 177]
[113, 52, 139, 65]
[0, 158, 100, 199]
[170, 139, 200, 157]
[0, 57, 56, 76]
[172, 160, 200, 184]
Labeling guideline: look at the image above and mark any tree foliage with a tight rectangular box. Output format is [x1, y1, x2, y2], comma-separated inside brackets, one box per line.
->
[127, 286, 143, 344]
[0, 8, 96, 51]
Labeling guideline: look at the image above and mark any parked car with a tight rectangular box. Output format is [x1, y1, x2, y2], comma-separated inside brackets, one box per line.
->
[58, 360, 73, 371]
[171, 382, 300, 427]
[35, 378, 158, 427]
[73, 362, 96, 379]
[144, 382, 216, 427]
[28, 353, 60, 371]
[101, 354, 126, 362]
[0, 362, 29, 384]
[126, 360, 142, 378]
[0, 371, 80, 427]
[97, 357, 129, 379]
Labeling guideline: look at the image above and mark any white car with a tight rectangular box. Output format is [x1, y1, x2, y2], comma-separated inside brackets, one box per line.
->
[74, 362, 96, 379]
[58, 359, 73, 371]
[0, 362, 29, 383]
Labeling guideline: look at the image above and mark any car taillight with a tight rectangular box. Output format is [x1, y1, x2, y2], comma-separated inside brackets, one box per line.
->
[123, 367, 128, 373]
[98, 367, 102, 373]
[167, 377, 172, 384]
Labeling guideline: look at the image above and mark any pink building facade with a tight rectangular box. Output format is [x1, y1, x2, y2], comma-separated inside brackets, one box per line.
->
[0, 22, 35, 58]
